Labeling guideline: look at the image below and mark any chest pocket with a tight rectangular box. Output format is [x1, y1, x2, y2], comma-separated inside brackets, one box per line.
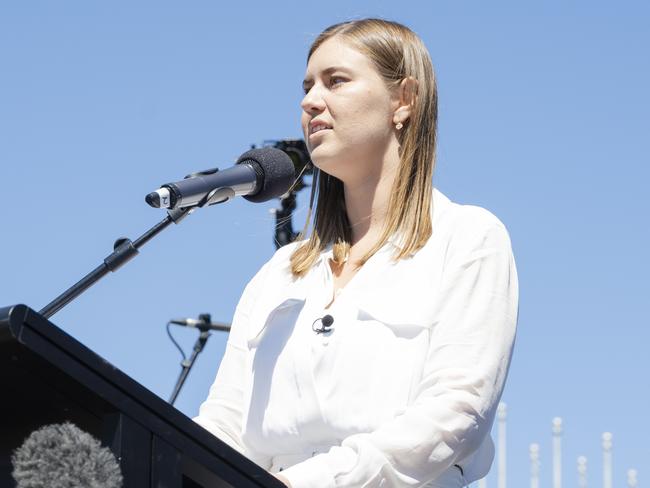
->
[246, 297, 305, 348]
[244, 267, 323, 347]
[352, 280, 439, 333]
[350, 246, 444, 332]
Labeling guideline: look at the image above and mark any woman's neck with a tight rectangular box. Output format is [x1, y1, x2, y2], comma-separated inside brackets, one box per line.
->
[343, 153, 399, 246]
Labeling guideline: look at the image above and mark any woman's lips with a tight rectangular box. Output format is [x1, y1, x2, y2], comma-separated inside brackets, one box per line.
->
[309, 128, 331, 139]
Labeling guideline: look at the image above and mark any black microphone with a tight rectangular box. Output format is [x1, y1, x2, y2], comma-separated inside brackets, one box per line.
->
[312, 314, 334, 334]
[145, 147, 295, 209]
[12, 422, 123, 488]
[170, 317, 231, 332]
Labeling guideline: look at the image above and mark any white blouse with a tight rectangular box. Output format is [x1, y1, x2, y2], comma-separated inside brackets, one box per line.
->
[194, 188, 519, 488]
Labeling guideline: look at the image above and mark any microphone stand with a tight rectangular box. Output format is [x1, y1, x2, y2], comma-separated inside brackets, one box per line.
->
[39, 207, 193, 319]
[273, 190, 299, 249]
[168, 313, 213, 406]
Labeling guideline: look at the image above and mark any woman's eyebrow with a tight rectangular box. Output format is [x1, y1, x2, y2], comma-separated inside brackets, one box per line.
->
[302, 66, 352, 89]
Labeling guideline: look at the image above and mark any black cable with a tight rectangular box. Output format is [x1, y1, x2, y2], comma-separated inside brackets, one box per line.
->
[166, 321, 187, 362]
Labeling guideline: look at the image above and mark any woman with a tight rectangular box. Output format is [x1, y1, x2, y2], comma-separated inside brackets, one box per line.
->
[194, 18, 518, 488]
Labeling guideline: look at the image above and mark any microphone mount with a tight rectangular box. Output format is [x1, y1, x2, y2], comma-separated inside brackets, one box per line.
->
[167, 313, 224, 406]
[39, 206, 194, 319]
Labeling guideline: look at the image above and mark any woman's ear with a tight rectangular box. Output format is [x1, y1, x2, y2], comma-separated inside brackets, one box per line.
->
[393, 76, 419, 125]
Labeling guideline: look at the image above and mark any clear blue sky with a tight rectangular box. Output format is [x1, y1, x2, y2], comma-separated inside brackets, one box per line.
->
[1, 2, 648, 487]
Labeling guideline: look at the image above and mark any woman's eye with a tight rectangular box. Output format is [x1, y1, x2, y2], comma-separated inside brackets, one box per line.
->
[302, 77, 345, 94]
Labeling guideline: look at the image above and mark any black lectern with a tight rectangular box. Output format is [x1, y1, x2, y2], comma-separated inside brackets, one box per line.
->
[0, 304, 282, 488]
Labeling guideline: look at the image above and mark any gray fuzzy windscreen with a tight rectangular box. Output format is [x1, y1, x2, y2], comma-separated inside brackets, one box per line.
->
[12, 422, 123, 488]
[237, 147, 295, 203]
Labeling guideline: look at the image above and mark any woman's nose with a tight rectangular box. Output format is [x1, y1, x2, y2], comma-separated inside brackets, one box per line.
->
[300, 87, 326, 114]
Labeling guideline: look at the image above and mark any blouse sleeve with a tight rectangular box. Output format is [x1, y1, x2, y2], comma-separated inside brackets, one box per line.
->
[193, 258, 274, 468]
[280, 213, 519, 488]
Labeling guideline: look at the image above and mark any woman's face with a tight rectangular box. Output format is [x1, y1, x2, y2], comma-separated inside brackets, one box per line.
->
[301, 37, 399, 183]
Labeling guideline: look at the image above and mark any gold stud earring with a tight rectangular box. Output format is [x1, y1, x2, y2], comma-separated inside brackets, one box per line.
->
[395, 122, 403, 130]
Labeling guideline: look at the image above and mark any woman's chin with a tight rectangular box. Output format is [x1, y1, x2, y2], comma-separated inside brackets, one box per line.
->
[311, 151, 359, 181]
[309, 147, 335, 169]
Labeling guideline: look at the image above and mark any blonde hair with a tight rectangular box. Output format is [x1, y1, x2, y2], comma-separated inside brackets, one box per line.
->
[290, 18, 438, 277]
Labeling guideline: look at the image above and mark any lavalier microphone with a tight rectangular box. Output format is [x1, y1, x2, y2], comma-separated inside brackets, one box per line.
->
[312, 314, 334, 334]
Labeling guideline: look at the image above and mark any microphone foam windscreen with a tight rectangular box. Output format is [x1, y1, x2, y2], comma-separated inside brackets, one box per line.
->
[12, 422, 123, 488]
[237, 147, 296, 203]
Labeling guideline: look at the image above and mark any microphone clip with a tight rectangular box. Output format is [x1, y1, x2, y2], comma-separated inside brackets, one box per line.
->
[312, 314, 334, 334]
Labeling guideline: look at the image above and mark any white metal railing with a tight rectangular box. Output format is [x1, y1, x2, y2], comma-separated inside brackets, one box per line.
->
[471, 404, 637, 488]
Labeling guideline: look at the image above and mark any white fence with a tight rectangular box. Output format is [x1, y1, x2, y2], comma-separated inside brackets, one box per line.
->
[474, 403, 638, 488]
